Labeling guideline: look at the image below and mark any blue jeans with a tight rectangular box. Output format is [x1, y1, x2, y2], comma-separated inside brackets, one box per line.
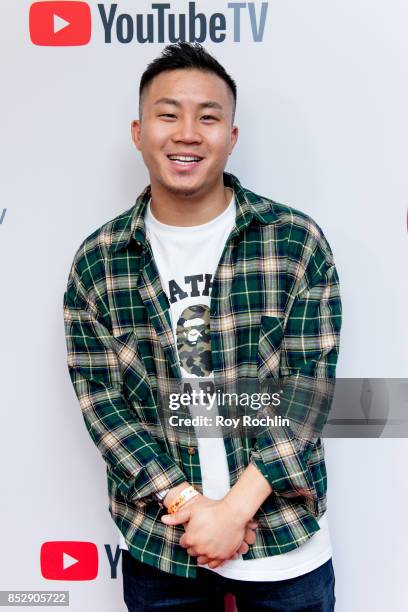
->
[122, 550, 336, 611]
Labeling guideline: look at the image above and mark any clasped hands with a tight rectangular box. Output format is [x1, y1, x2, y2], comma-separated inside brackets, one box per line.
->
[161, 493, 258, 569]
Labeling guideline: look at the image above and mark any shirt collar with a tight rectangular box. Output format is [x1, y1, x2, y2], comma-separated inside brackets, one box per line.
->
[110, 171, 279, 254]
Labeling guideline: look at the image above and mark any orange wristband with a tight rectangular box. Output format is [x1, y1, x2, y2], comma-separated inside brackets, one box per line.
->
[168, 485, 199, 514]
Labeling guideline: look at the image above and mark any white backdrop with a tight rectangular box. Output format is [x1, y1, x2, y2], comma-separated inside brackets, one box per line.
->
[1, 1, 407, 610]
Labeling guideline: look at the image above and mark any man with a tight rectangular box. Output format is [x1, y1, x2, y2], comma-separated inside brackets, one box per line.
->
[63, 42, 341, 611]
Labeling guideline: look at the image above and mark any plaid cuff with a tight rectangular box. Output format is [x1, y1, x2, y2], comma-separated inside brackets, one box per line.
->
[109, 453, 187, 504]
[250, 436, 319, 517]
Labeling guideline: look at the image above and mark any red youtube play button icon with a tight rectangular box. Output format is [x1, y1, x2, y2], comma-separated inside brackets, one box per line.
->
[40, 541, 98, 580]
[29, 2, 92, 46]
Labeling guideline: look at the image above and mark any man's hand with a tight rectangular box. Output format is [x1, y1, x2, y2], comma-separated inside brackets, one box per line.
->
[161, 495, 254, 567]
[177, 492, 258, 566]
[196, 518, 258, 568]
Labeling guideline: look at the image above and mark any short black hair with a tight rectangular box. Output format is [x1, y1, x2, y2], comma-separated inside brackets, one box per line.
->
[139, 42, 237, 124]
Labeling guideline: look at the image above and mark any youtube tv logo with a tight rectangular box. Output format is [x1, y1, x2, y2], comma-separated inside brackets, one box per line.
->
[29, 2, 92, 46]
[40, 541, 98, 580]
[29, 2, 269, 46]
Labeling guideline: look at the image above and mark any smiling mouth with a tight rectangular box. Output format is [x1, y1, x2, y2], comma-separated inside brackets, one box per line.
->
[166, 155, 204, 171]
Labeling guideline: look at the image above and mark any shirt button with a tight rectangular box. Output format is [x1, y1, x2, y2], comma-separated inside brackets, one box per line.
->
[187, 447, 196, 455]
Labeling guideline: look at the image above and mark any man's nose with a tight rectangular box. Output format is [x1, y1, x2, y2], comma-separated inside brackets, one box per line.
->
[172, 118, 202, 143]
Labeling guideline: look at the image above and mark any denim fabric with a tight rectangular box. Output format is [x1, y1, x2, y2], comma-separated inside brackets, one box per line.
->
[122, 549, 336, 611]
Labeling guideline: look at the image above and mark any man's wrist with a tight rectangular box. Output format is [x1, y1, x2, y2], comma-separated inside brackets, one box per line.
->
[163, 482, 190, 509]
[223, 463, 273, 523]
[222, 491, 254, 524]
[156, 488, 171, 501]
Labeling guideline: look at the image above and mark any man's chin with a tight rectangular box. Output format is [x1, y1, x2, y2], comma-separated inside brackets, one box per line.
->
[158, 173, 207, 198]
[164, 184, 203, 197]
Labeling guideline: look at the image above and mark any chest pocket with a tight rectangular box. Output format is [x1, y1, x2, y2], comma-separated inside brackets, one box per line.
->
[257, 315, 286, 383]
[112, 330, 151, 405]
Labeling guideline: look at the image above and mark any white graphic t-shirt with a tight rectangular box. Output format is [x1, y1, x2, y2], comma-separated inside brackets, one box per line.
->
[119, 190, 332, 581]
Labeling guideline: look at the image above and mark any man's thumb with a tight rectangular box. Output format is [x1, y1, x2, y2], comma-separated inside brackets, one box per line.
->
[161, 508, 190, 525]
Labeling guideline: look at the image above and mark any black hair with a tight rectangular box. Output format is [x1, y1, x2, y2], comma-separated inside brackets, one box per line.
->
[139, 42, 237, 124]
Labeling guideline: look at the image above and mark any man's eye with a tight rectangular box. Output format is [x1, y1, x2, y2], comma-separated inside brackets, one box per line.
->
[159, 114, 217, 121]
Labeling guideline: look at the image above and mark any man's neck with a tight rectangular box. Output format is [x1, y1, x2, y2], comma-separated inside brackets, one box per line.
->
[149, 178, 233, 227]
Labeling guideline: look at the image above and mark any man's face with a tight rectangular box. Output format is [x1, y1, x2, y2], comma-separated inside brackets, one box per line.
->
[131, 69, 238, 197]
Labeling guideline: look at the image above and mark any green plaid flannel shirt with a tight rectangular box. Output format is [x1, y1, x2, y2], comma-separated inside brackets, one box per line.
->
[63, 171, 342, 578]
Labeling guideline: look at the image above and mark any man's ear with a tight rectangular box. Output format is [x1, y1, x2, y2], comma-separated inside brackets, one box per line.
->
[131, 119, 141, 151]
[230, 124, 239, 154]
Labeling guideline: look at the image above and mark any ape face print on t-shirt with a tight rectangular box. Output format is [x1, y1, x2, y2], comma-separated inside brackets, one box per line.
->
[176, 304, 212, 377]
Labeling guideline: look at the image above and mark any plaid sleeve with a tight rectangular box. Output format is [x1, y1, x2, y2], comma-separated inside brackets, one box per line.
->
[250, 238, 342, 514]
[63, 257, 187, 504]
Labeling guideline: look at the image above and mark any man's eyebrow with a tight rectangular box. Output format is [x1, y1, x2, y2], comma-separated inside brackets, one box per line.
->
[153, 97, 223, 111]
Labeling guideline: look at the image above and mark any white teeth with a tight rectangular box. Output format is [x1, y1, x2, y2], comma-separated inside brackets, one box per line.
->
[168, 155, 202, 162]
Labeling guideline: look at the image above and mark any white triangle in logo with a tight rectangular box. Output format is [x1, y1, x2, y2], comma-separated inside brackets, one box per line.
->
[54, 14, 71, 34]
[63, 552, 79, 570]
